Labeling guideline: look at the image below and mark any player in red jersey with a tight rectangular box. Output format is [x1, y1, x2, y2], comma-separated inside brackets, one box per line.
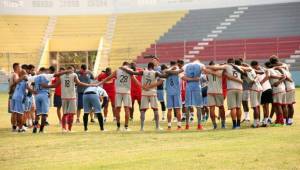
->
[130, 62, 142, 121]
[97, 67, 116, 122]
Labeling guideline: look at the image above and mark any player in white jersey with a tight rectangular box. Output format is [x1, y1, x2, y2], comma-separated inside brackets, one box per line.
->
[247, 61, 264, 128]
[99, 62, 136, 131]
[207, 59, 249, 129]
[120, 62, 167, 131]
[267, 61, 286, 125]
[270, 57, 295, 125]
[46, 66, 96, 132]
[206, 61, 226, 129]
[254, 62, 273, 126]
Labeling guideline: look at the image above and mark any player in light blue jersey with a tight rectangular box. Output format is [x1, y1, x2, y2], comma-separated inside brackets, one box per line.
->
[11, 70, 35, 133]
[184, 60, 205, 130]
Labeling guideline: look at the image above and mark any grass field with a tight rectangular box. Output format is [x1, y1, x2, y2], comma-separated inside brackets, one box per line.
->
[0, 90, 300, 170]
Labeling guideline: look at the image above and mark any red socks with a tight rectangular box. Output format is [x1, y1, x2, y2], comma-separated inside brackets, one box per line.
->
[62, 114, 74, 131]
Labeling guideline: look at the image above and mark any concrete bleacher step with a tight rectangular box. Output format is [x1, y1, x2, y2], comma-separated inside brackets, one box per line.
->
[207, 34, 218, 38]
[184, 55, 195, 58]
[295, 50, 300, 54]
[189, 50, 200, 54]
[197, 42, 209, 46]
[290, 55, 300, 58]
[285, 59, 296, 63]
[225, 18, 236, 22]
[229, 14, 240, 18]
[202, 38, 213, 41]
[220, 22, 231, 26]
[234, 11, 244, 14]
[238, 7, 249, 10]
[194, 46, 205, 50]
[216, 26, 227, 30]
[212, 30, 222, 34]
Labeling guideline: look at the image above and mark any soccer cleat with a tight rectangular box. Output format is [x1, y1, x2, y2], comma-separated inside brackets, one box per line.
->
[167, 126, 172, 130]
[162, 117, 166, 121]
[32, 127, 37, 133]
[221, 124, 226, 129]
[185, 124, 190, 130]
[197, 124, 204, 130]
[235, 126, 241, 129]
[251, 124, 259, 128]
[90, 119, 95, 123]
[45, 121, 49, 126]
[173, 117, 177, 123]
[177, 126, 182, 131]
[124, 127, 131, 132]
[181, 117, 186, 122]
[84, 130, 89, 132]
[213, 124, 217, 130]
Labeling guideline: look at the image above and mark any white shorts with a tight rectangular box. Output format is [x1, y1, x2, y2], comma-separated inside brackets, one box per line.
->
[242, 90, 249, 101]
[273, 92, 286, 105]
[116, 93, 132, 108]
[285, 90, 295, 105]
[141, 95, 158, 110]
[249, 90, 262, 108]
[62, 99, 77, 114]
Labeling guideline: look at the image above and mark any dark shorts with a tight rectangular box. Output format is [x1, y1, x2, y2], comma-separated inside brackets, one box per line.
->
[53, 94, 62, 108]
[77, 93, 84, 109]
[261, 89, 273, 105]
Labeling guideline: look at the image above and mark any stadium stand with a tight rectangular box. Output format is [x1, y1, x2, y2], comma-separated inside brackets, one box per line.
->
[137, 2, 300, 70]
[108, 11, 187, 69]
[0, 16, 49, 72]
[50, 15, 107, 51]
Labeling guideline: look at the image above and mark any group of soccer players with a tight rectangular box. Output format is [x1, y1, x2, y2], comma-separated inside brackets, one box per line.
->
[8, 55, 296, 133]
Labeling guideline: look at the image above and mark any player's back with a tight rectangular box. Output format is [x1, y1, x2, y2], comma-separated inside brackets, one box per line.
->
[142, 69, 157, 96]
[185, 63, 201, 91]
[60, 73, 77, 100]
[166, 68, 180, 95]
[225, 64, 242, 90]
[115, 68, 131, 94]
[34, 75, 49, 94]
[12, 80, 27, 100]
[207, 71, 223, 94]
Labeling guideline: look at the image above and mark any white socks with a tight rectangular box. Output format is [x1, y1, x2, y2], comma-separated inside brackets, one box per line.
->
[244, 112, 250, 120]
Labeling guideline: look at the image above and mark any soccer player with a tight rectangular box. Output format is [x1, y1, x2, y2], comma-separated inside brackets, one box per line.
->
[183, 60, 206, 130]
[200, 73, 209, 122]
[11, 70, 35, 132]
[247, 61, 263, 128]
[83, 85, 108, 131]
[270, 57, 295, 125]
[52, 67, 65, 125]
[76, 64, 95, 123]
[99, 62, 135, 131]
[164, 61, 183, 130]
[152, 57, 167, 120]
[255, 62, 273, 126]
[206, 61, 226, 129]
[8, 63, 22, 132]
[47, 66, 96, 132]
[267, 61, 286, 125]
[207, 59, 245, 129]
[130, 62, 142, 121]
[97, 67, 116, 122]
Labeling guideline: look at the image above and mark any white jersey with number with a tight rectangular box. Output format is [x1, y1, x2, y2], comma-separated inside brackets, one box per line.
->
[257, 69, 272, 91]
[142, 69, 157, 96]
[207, 70, 223, 94]
[60, 73, 77, 100]
[248, 69, 263, 92]
[225, 64, 242, 90]
[281, 68, 295, 91]
[269, 68, 285, 94]
[115, 68, 131, 94]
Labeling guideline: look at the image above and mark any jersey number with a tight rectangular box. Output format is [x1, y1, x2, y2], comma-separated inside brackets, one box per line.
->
[233, 71, 238, 78]
[145, 78, 152, 85]
[65, 80, 70, 87]
[120, 75, 128, 84]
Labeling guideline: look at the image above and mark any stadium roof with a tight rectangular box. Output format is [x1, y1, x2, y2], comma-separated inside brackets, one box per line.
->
[0, 0, 299, 15]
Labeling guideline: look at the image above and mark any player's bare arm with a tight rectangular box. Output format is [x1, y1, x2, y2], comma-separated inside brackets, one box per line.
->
[225, 72, 243, 84]
[119, 66, 142, 75]
[143, 79, 164, 90]
[99, 71, 116, 85]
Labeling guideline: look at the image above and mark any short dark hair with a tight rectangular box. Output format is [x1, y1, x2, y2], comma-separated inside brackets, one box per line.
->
[170, 61, 176, 66]
[59, 67, 65, 71]
[67, 66, 73, 70]
[148, 62, 155, 69]
[49, 66, 56, 73]
[177, 60, 184, 65]
[13, 63, 19, 70]
[227, 58, 234, 64]
[250, 60, 258, 67]
[265, 61, 272, 68]
[81, 64, 87, 70]
[160, 64, 168, 71]
[21, 64, 28, 70]
[28, 64, 35, 70]
[270, 56, 279, 65]
[234, 59, 242, 66]
[209, 61, 215, 65]
[122, 61, 130, 66]
[39, 67, 46, 72]
[105, 67, 111, 73]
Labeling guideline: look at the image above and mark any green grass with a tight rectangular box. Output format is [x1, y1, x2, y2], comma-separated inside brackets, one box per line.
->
[0, 90, 300, 170]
